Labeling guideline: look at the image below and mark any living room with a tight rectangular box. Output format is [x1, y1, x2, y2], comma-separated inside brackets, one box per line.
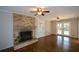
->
[0, 6, 79, 52]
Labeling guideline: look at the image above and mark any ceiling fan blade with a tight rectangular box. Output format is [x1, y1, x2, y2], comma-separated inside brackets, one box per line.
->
[35, 13, 37, 16]
[43, 11, 50, 13]
[42, 13, 44, 16]
[57, 17, 60, 19]
[30, 8, 49, 16]
[30, 11, 37, 13]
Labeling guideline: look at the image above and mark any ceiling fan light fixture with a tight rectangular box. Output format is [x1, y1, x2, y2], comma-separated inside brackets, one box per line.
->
[37, 12, 42, 15]
[57, 16, 61, 21]
[30, 7, 49, 16]
[57, 16, 60, 19]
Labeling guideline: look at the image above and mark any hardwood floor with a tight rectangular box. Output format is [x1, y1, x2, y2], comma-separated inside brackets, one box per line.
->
[15, 35, 79, 52]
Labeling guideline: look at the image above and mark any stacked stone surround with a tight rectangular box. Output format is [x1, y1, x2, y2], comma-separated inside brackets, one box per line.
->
[13, 13, 36, 44]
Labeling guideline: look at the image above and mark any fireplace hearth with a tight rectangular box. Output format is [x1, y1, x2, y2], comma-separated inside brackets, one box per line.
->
[19, 31, 32, 42]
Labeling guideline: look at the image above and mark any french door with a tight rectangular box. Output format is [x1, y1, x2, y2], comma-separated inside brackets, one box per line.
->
[57, 22, 70, 36]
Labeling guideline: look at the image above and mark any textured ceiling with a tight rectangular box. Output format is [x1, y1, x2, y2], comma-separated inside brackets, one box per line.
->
[0, 6, 79, 20]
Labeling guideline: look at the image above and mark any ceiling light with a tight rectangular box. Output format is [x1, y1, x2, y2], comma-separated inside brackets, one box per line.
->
[30, 7, 50, 16]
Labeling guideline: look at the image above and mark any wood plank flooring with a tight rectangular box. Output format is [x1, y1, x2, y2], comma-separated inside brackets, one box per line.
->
[15, 35, 79, 52]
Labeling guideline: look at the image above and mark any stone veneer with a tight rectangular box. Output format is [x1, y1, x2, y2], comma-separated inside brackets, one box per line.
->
[13, 13, 36, 45]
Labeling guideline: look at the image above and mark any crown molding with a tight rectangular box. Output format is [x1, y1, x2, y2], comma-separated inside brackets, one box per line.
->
[0, 9, 13, 13]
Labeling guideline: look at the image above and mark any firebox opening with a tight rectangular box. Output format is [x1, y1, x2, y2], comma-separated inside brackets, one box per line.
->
[19, 31, 32, 42]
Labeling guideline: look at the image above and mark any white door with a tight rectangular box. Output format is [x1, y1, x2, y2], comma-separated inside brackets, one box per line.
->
[57, 22, 70, 36]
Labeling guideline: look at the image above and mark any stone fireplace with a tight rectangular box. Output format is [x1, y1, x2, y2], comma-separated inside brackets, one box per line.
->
[13, 13, 38, 50]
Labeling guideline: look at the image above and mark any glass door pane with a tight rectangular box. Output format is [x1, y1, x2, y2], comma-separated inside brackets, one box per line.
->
[63, 23, 70, 35]
[57, 23, 62, 34]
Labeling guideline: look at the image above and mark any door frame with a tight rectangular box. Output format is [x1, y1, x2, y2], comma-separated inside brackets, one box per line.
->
[56, 22, 70, 37]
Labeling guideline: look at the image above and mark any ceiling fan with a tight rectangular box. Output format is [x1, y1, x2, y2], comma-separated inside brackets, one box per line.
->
[30, 8, 50, 16]
[56, 16, 61, 21]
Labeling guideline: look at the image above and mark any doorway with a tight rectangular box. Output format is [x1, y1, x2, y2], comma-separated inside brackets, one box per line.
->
[57, 22, 70, 36]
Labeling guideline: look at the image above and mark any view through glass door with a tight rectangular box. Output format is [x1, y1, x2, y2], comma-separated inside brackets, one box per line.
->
[57, 22, 70, 36]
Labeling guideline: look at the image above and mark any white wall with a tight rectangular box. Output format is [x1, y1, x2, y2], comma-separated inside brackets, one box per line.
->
[35, 17, 46, 38]
[45, 20, 52, 35]
[0, 11, 13, 50]
[51, 17, 78, 38]
[78, 18, 79, 39]
[35, 17, 52, 38]
[70, 18, 78, 38]
[50, 21, 57, 34]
